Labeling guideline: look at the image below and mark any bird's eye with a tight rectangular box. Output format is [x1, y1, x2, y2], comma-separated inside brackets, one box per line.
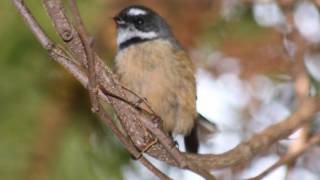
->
[136, 17, 144, 25]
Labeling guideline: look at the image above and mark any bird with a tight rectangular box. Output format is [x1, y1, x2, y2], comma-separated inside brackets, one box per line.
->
[113, 5, 199, 153]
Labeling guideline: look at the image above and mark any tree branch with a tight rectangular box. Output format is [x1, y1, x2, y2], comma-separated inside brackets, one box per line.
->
[249, 133, 320, 180]
[40, 1, 215, 179]
[186, 98, 319, 169]
[12, 0, 320, 179]
[67, 0, 99, 112]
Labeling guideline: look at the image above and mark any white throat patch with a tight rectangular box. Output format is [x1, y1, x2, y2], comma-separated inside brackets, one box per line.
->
[127, 8, 147, 16]
[117, 28, 157, 46]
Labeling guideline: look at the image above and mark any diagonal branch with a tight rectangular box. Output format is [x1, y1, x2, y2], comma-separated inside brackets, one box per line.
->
[186, 98, 320, 169]
[67, 0, 99, 112]
[12, 0, 171, 179]
[13, 0, 215, 179]
[248, 133, 320, 180]
[42, 0, 158, 155]
[39, 1, 215, 179]
[12, 0, 320, 179]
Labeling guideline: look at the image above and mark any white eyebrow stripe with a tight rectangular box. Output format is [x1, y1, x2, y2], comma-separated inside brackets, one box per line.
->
[127, 8, 147, 16]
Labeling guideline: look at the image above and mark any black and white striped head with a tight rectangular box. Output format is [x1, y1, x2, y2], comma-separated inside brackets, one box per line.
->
[113, 5, 177, 50]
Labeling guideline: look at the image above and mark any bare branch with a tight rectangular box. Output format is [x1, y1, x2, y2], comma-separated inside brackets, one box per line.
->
[249, 133, 320, 180]
[12, 0, 52, 49]
[38, 1, 215, 178]
[139, 157, 171, 180]
[67, 0, 99, 112]
[186, 98, 319, 169]
[12, 1, 173, 178]
[12, 0, 320, 179]
[96, 104, 172, 179]
[42, 0, 154, 153]
[43, 0, 88, 68]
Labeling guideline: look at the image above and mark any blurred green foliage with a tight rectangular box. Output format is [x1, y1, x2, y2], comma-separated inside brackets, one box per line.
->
[0, 1, 128, 180]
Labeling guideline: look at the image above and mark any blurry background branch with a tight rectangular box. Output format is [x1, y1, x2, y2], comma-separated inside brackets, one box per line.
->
[249, 133, 320, 180]
[10, 0, 320, 179]
[187, 98, 320, 169]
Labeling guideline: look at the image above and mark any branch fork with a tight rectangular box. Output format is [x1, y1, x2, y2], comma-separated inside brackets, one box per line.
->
[12, 0, 320, 179]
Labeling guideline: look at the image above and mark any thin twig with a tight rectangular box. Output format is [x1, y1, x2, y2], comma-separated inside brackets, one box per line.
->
[63, 0, 174, 178]
[96, 104, 172, 179]
[140, 113, 216, 180]
[139, 157, 171, 180]
[67, 0, 99, 112]
[43, 0, 151, 152]
[248, 133, 320, 180]
[12, 0, 52, 49]
[64, 0, 203, 173]
[43, 0, 161, 156]
[120, 85, 156, 114]
[101, 85, 215, 179]
[12, 0, 320, 179]
[12, 0, 172, 179]
[12, 0, 87, 87]
[282, 8, 312, 179]
[186, 98, 320, 169]
[101, 84, 215, 179]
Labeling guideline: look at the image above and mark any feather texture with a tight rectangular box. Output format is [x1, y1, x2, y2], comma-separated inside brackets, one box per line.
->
[115, 39, 196, 135]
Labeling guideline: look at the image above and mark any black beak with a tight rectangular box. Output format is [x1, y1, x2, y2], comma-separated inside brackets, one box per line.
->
[113, 16, 126, 26]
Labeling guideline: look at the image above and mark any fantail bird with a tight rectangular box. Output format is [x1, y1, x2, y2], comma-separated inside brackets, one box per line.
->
[113, 5, 199, 153]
